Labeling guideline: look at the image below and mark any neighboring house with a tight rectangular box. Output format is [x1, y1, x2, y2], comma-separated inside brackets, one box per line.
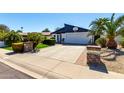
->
[52, 24, 92, 44]
[19, 32, 28, 36]
[41, 32, 51, 39]
[19, 32, 52, 40]
[19, 32, 28, 41]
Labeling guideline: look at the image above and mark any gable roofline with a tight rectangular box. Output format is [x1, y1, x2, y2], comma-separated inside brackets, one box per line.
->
[52, 24, 89, 34]
[64, 23, 89, 31]
[52, 27, 65, 34]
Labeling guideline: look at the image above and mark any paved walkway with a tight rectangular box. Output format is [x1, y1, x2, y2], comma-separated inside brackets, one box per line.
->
[0, 45, 124, 79]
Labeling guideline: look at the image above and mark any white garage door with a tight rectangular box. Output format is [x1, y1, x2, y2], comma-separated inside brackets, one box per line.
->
[64, 32, 90, 44]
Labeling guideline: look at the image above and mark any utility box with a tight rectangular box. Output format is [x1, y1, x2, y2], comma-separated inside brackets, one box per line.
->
[24, 42, 33, 52]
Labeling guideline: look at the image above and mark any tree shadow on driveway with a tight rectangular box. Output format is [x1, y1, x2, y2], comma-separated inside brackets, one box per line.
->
[5, 52, 17, 55]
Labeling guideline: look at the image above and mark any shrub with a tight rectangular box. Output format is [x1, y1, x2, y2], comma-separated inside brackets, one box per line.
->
[0, 32, 7, 41]
[12, 42, 24, 53]
[44, 36, 47, 40]
[4, 30, 23, 46]
[50, 37, 55, 39]
[43, 39, 55, 45]
[27, 32, 44, 49]
[119, 38, 124, 48]
[95, 37, 106, 48]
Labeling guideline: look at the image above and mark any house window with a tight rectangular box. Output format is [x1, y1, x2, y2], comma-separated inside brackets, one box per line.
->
[54, 35, 56, 38]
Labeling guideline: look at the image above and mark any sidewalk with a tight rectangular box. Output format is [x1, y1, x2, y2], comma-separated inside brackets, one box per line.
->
[1, 49, 124, 79]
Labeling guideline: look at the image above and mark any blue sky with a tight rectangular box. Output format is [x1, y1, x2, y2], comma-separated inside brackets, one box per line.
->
[0, 13, 123, 32]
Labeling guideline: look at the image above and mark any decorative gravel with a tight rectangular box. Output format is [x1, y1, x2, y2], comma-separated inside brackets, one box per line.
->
[77, 47, 124, 74]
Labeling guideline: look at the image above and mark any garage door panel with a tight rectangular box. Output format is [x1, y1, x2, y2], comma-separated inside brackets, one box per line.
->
[65, 32, 90, 44]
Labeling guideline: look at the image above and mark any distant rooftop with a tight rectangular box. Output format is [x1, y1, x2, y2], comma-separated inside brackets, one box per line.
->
[41, 32, 51, 36]
[18, 32, 28, 36]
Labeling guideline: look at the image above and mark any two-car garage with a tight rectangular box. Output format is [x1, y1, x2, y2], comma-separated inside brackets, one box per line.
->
[61, 32, 91, 44]
[52, 24, 92, 45]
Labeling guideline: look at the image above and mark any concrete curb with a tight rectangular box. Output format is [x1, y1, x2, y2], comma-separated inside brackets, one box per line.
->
[0, 58, 43, 79]
[0, 58, 70, 79]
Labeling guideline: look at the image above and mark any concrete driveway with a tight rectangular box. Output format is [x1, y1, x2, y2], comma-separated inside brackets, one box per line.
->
[36, 44, 86, 63]
[1, 45, 124, 79]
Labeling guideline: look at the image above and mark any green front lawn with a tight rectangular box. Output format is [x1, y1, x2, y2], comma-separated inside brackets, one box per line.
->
[1, 43, 49, 50]
[2, 46, 13, 50]
[36, 43, 49, 49]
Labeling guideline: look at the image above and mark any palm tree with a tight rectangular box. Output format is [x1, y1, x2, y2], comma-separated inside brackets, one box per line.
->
[89, 18, 109, 44]
[104, 13, 124, 49]
[89, 13, 124, 49]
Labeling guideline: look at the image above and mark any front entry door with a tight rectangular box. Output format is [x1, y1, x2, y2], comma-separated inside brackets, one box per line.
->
[57, 34, 62, 43]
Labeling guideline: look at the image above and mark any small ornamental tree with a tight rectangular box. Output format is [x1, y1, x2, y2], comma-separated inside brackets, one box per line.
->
[4, 30, 23, 46]
[27, 32, 44, 49]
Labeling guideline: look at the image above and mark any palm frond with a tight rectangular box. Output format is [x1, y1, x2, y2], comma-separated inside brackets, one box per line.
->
[117, 26, 124, 36]
[115, 15, 124, 28]
[89, 18, 109, 37]
[87, 30, 95, 37]
[104, 22, 116, 38]
[111, 13, 115, 23]
[89, 19, 97, 27]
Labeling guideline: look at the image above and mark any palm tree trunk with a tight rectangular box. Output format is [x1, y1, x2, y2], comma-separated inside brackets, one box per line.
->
[94, 35, 100, 44]
[106, 39, 117, 49]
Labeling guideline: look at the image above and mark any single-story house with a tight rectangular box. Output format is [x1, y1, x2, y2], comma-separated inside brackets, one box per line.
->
[52, 24, 93, 45]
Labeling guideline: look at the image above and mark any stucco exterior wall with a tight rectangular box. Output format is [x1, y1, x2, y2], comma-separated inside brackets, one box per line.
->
[0, 41, 5, 47]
